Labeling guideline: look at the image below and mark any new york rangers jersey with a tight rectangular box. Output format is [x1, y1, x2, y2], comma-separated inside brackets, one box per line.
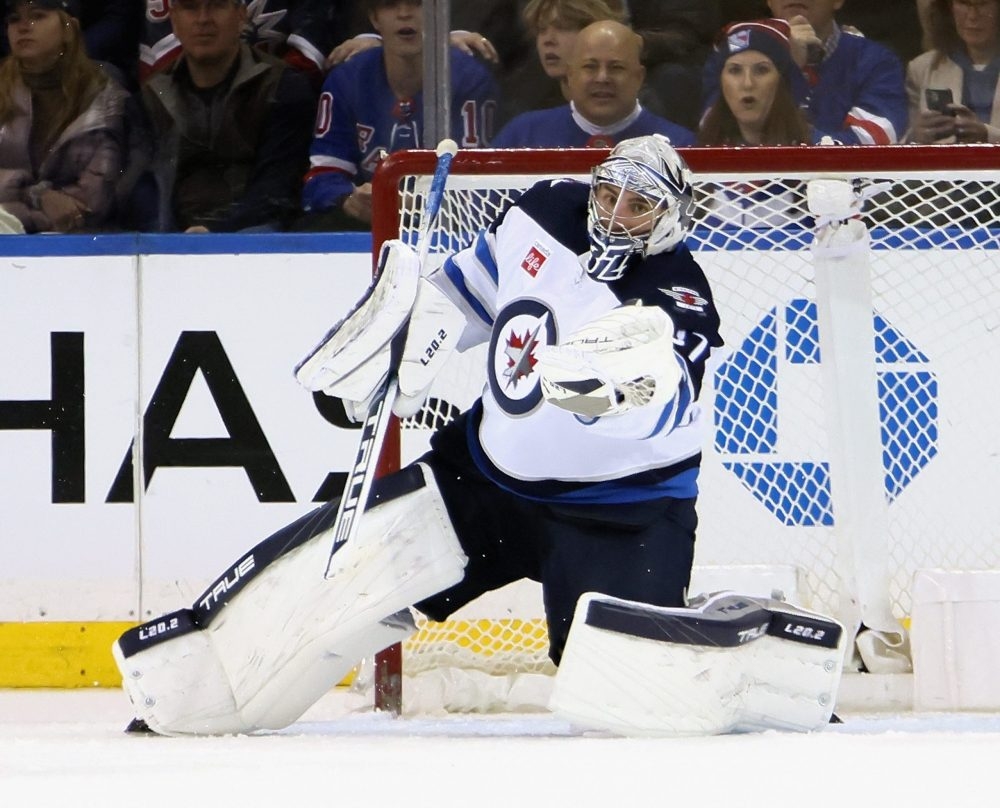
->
[492, 102, 695, 149]
[303, 46, 498, 212]
[427, 179, 723, 504]
[803, 30, 907, 144]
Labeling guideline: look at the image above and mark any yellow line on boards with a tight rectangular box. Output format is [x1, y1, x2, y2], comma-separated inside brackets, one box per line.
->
[0, 622, 135, 688]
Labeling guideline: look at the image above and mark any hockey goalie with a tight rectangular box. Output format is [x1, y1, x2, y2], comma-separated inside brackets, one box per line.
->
[113, 135, 845, 737]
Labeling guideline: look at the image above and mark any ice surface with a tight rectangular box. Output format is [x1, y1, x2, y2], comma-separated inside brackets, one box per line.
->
[2, 688, 999, 808]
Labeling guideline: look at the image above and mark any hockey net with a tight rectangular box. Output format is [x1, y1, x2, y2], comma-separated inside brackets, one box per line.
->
[370, 145, 1000, 713]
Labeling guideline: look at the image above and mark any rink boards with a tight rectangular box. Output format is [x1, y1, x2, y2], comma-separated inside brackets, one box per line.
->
[0, 231, 997, 686]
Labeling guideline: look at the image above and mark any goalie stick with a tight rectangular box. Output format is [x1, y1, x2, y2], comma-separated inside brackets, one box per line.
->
[320, 139, 458, 578]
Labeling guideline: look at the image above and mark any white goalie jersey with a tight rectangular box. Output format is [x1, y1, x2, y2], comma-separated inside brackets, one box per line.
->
[426, 179, 723, 503]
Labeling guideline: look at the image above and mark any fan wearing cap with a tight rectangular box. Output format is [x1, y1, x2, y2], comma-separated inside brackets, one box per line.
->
[0, 0, 128, 232]
[698, 18, 816, 145]
[705, 1, 908, 145]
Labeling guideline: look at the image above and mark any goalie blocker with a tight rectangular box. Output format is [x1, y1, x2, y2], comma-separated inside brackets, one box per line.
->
[550, 591, 845, 736]
[295, 238, 466, 421]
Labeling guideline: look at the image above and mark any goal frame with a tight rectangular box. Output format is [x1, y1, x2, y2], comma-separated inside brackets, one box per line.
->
[368, 144, 1000, 715]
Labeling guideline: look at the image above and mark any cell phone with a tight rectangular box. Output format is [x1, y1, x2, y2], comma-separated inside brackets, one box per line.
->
[925, 88, 954, 114]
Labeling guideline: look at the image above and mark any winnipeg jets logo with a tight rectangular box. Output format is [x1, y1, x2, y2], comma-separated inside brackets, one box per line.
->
[489, 301, 557, 415]
[503, 317, 547, 389]
[660, 286, 708, 313]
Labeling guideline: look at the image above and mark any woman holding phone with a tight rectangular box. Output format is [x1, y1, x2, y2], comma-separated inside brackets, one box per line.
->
[906, 0, 1000, 143]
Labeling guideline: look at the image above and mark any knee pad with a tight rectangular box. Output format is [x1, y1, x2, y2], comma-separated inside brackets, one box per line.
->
[114, 462, 467, 735]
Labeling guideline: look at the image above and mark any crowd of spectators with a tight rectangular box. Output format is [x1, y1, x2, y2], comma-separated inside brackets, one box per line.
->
[0, 0, 992, 234]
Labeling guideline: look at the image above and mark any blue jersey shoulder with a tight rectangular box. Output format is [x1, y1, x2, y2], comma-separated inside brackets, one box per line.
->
[611, 244, 721, 342]
[506, 179, 591, 255]
[324, 46, 384, 91]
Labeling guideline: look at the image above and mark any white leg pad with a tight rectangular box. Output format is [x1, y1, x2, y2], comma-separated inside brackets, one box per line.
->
[113, 610, 413, 736]
[115, 462, 467, 735]
[550, 592, 846, 737]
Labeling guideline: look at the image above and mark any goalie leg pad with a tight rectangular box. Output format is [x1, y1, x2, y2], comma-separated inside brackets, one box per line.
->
[549, 592, 845, 737]
[112, 609, 414, 736]
[114, 462, 468, 736]
[295, 239, 420, 400]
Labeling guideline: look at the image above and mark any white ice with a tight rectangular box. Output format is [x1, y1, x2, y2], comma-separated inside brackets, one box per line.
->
[2, 688, 999, 808]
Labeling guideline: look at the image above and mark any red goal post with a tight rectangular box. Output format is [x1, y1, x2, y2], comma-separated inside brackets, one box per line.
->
[369, 144, 1000, 714]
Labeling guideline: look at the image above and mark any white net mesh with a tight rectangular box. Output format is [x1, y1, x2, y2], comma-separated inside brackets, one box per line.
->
[381, 148, 1000, 694]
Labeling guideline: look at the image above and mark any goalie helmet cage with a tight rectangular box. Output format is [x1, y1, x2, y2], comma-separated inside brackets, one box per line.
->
[369, 144, 1000, 715]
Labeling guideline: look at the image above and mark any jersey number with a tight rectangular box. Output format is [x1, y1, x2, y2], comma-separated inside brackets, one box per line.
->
[460, 100, 496, 147]
[146, 0, 170, 22]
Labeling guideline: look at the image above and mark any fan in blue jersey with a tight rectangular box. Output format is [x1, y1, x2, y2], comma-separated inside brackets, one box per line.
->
[493, 20, 695, 149]
[301, 0, 498, 229]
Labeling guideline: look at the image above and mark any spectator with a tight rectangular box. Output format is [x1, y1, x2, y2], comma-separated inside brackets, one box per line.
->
[0, 0, 141, 88]
[138, 0, 315, 232]
[493, 20, 695, 147]
[139, 0, 340, 86]
[698, 18, 814, 144]
[707, 0, 909, 144]
[498, 0, 718, 130]
[906, 0, 1000, 143]
[323, 4, 502, 70]
[0, 0, 129, 233]
[498, 0, 626, 125]
[300, 0, 498, 231]
[697, 19, 814, 230]
[716, 1, 927, 65]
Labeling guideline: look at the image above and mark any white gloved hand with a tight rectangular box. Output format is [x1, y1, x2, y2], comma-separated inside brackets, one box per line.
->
[536, 303, 680, 418]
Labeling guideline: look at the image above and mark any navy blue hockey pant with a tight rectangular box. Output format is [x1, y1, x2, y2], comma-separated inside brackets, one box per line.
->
[414, 419, 698, 666]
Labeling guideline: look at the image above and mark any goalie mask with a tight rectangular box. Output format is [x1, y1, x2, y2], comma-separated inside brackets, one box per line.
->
[586, 135, 694, 282]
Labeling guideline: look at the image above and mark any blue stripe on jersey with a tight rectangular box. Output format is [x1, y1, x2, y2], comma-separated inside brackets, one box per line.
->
[474, 231, 499, 284]
[646, 359, 693, 437]
[554, 467, 699, 503]
[442, 256, 493, 327]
